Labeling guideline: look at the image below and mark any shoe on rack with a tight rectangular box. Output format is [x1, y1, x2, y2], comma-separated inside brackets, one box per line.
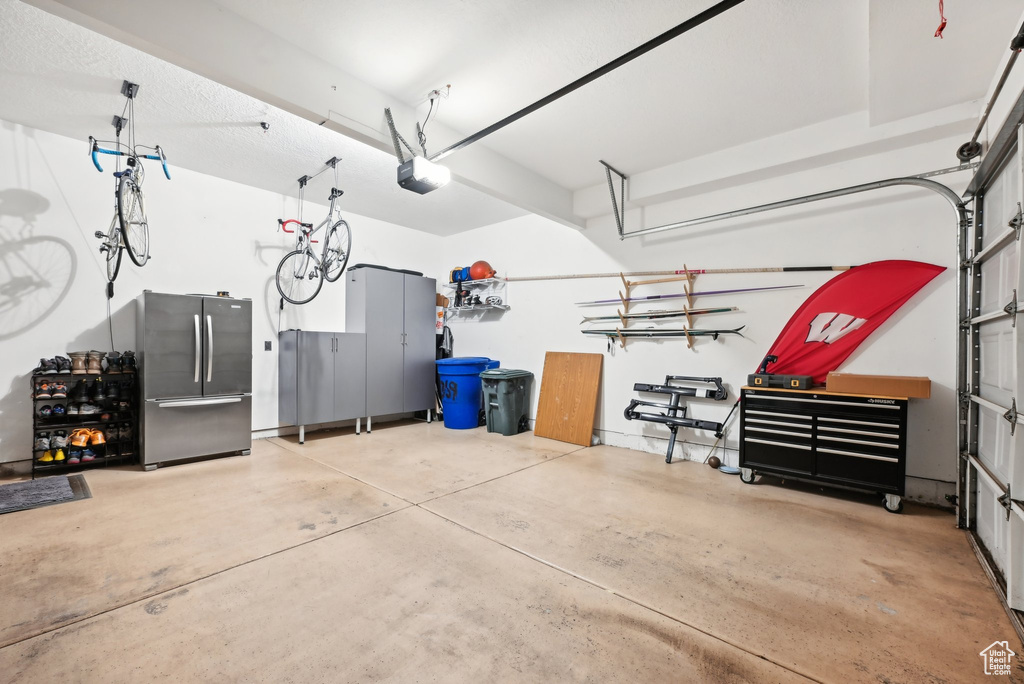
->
[67, 450, 81, 465]
[121, 351, 137, 373]
[78, 404, 100, 416]
[69, 429, 90, 447]
[53, 448, 66, 462]
[38, 404, 52, 418]
[86, 351, 104, 375]
[106, 382, 120, 402]
[51, 430, 68, 449]
[81, 449, 96, 462]
[99, 412, 112, 422]
[50, 382, 67, 399]
[70, 379, 89, 403]
[88, 428, 106, 446]
[66, 404, 80, 415]
[89, 378, 106, 402]
[68, 351, 89, 375]
[104, 351, 122, 374]
[52, 404, 66, 418]
[38, 450, 54, 463]
[34, 432, 50, 451]
[34, 358, 58, 375]
[55, 356, 72, 374]
[34, 382, 52, 399]
[119, 422, 133, 440]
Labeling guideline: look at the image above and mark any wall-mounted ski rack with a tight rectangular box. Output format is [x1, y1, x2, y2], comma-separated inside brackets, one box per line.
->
[603, 266, 702, 349]
[624, 375, 728, 463]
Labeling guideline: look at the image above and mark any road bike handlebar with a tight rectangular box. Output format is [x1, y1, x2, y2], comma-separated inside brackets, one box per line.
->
[278, 219, 317, 242]
[88, 137, 171, 179]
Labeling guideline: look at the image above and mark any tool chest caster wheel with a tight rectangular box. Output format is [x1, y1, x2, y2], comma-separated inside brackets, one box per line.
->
[883, 494, 903, 514]
[740, 468, 758, 484]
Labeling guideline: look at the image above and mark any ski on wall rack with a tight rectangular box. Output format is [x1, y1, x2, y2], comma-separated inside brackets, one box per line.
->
[581, 326, 745, 340]
[580, 305, 737, 325]
[575, 284, 802, 307]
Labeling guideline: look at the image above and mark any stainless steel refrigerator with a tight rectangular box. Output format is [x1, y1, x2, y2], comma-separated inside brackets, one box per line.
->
[137, 291, 252, 469]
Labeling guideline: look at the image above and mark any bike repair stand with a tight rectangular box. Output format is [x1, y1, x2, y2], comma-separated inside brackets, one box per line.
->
[623, 376, 728, 463]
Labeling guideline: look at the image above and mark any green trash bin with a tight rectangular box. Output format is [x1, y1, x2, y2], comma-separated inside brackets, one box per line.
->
[480, 369, 534, 436]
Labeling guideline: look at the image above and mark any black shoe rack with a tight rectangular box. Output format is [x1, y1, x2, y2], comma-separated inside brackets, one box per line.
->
[31, 369, 139, 479]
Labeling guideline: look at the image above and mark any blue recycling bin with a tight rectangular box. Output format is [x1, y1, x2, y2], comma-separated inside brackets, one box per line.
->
[436, 357, 499, 429]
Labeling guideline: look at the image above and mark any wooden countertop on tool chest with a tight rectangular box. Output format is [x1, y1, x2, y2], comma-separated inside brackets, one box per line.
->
[741, 386, 909, 401]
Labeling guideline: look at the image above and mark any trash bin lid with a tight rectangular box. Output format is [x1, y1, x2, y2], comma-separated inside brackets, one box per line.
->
[437, 357, 492, 366]
[480, 368, 533, 380]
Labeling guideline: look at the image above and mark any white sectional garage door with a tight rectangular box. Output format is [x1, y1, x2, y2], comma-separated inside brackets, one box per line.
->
[967, 126, 1024, 616]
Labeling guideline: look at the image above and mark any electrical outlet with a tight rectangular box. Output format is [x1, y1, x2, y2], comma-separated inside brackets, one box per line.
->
[265, 341, 272, 351]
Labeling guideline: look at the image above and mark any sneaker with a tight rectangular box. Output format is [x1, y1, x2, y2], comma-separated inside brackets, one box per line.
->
[81, 449, 96, 462]
[67, 450, 81, 465]
[34, 358, 57, 375]
[70, 379, 89, 403]
[55, 356, 72, 374]
[53, 448, 66, 462]
[51, 430, 68, 449]
[78, 404, 100, 415]
[99, 412, 112, 422]
[38, 404, 52, 418]
[119, 422, 133, 440]
[51, 404, 66, 417]
[38, 450, 54, 463]
[88, 428, 106, 446]
[35, 381, 52, 399]
[89, 378, 106, 402]
[51, 382, 67, 399]
[66, 404, 80, 415]
[106, 382, 120, 402]
[104, 351, 122, 374]
[121, 351, 137, 373]
[70, 429, 90, 447]
[34, 432, 50, 450]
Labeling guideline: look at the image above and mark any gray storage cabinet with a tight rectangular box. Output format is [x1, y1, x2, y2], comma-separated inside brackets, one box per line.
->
[345, 265, 436, 418]
[278, 330, 367, 439]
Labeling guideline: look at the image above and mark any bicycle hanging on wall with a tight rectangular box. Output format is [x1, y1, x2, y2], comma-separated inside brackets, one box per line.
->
[87, 80, 170, 290]
[275, 156, 353, 305]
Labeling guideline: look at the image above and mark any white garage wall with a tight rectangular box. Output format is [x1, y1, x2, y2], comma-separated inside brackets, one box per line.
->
[0, 119, 441, 465]
[437, 135, 967, 505]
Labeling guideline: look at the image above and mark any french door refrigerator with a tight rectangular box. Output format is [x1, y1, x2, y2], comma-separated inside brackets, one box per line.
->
[137, 291, 252, 469]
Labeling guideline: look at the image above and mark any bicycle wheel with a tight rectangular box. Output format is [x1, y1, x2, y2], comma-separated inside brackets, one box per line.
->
[276, 249, 324, 305]
[322, 219, 352, 282]
[102, 215, 122, 282]
[117, 173, 149, 266]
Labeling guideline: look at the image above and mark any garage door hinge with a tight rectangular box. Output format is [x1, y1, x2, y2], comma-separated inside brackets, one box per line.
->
[1010, 203, 1023, 239]
[1004, 398, 1018, 436]
[1005, 290, 1019, 327]
[997, 484, 1013, 521]
[959, 316, 972, 331]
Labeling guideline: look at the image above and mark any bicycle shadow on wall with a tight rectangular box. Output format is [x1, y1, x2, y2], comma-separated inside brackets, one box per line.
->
[254, 239, 290, 333]
[0, 188, 77, 341]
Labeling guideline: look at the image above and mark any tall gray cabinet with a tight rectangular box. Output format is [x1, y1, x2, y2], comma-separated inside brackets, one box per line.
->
[278, 330, 366, 442]
[346, 265, 436, 421]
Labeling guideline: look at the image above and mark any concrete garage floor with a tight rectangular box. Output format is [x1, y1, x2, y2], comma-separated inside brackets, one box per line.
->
[0, 422, 1021, 682]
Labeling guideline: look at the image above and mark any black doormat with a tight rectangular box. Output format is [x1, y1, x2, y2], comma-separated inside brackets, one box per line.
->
[0, 474, 91, 515]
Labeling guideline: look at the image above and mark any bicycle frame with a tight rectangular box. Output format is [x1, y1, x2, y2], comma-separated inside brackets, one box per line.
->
[278, 188, 345, 260]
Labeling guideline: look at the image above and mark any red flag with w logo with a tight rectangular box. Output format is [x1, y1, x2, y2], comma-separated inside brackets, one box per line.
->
[760, 260, 945, 384]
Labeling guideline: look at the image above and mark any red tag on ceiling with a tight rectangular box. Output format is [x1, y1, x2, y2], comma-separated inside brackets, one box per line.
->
[758, 260, 945, 385]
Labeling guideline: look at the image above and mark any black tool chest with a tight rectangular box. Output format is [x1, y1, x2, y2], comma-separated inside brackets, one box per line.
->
[738, 386, 908, 512]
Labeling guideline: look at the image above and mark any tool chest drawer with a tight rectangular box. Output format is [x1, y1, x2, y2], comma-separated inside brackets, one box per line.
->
[739, 387, 908, 497]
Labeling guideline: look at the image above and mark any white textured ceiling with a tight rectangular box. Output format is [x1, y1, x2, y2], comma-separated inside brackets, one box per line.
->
[0, 0, 525, 235]
[210, 0, 1019, 190]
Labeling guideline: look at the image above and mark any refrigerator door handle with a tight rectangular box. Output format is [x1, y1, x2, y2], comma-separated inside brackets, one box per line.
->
[207, 314, 214, 382]
[156, 397, 242, 408]
[193, 314, 201, 383]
